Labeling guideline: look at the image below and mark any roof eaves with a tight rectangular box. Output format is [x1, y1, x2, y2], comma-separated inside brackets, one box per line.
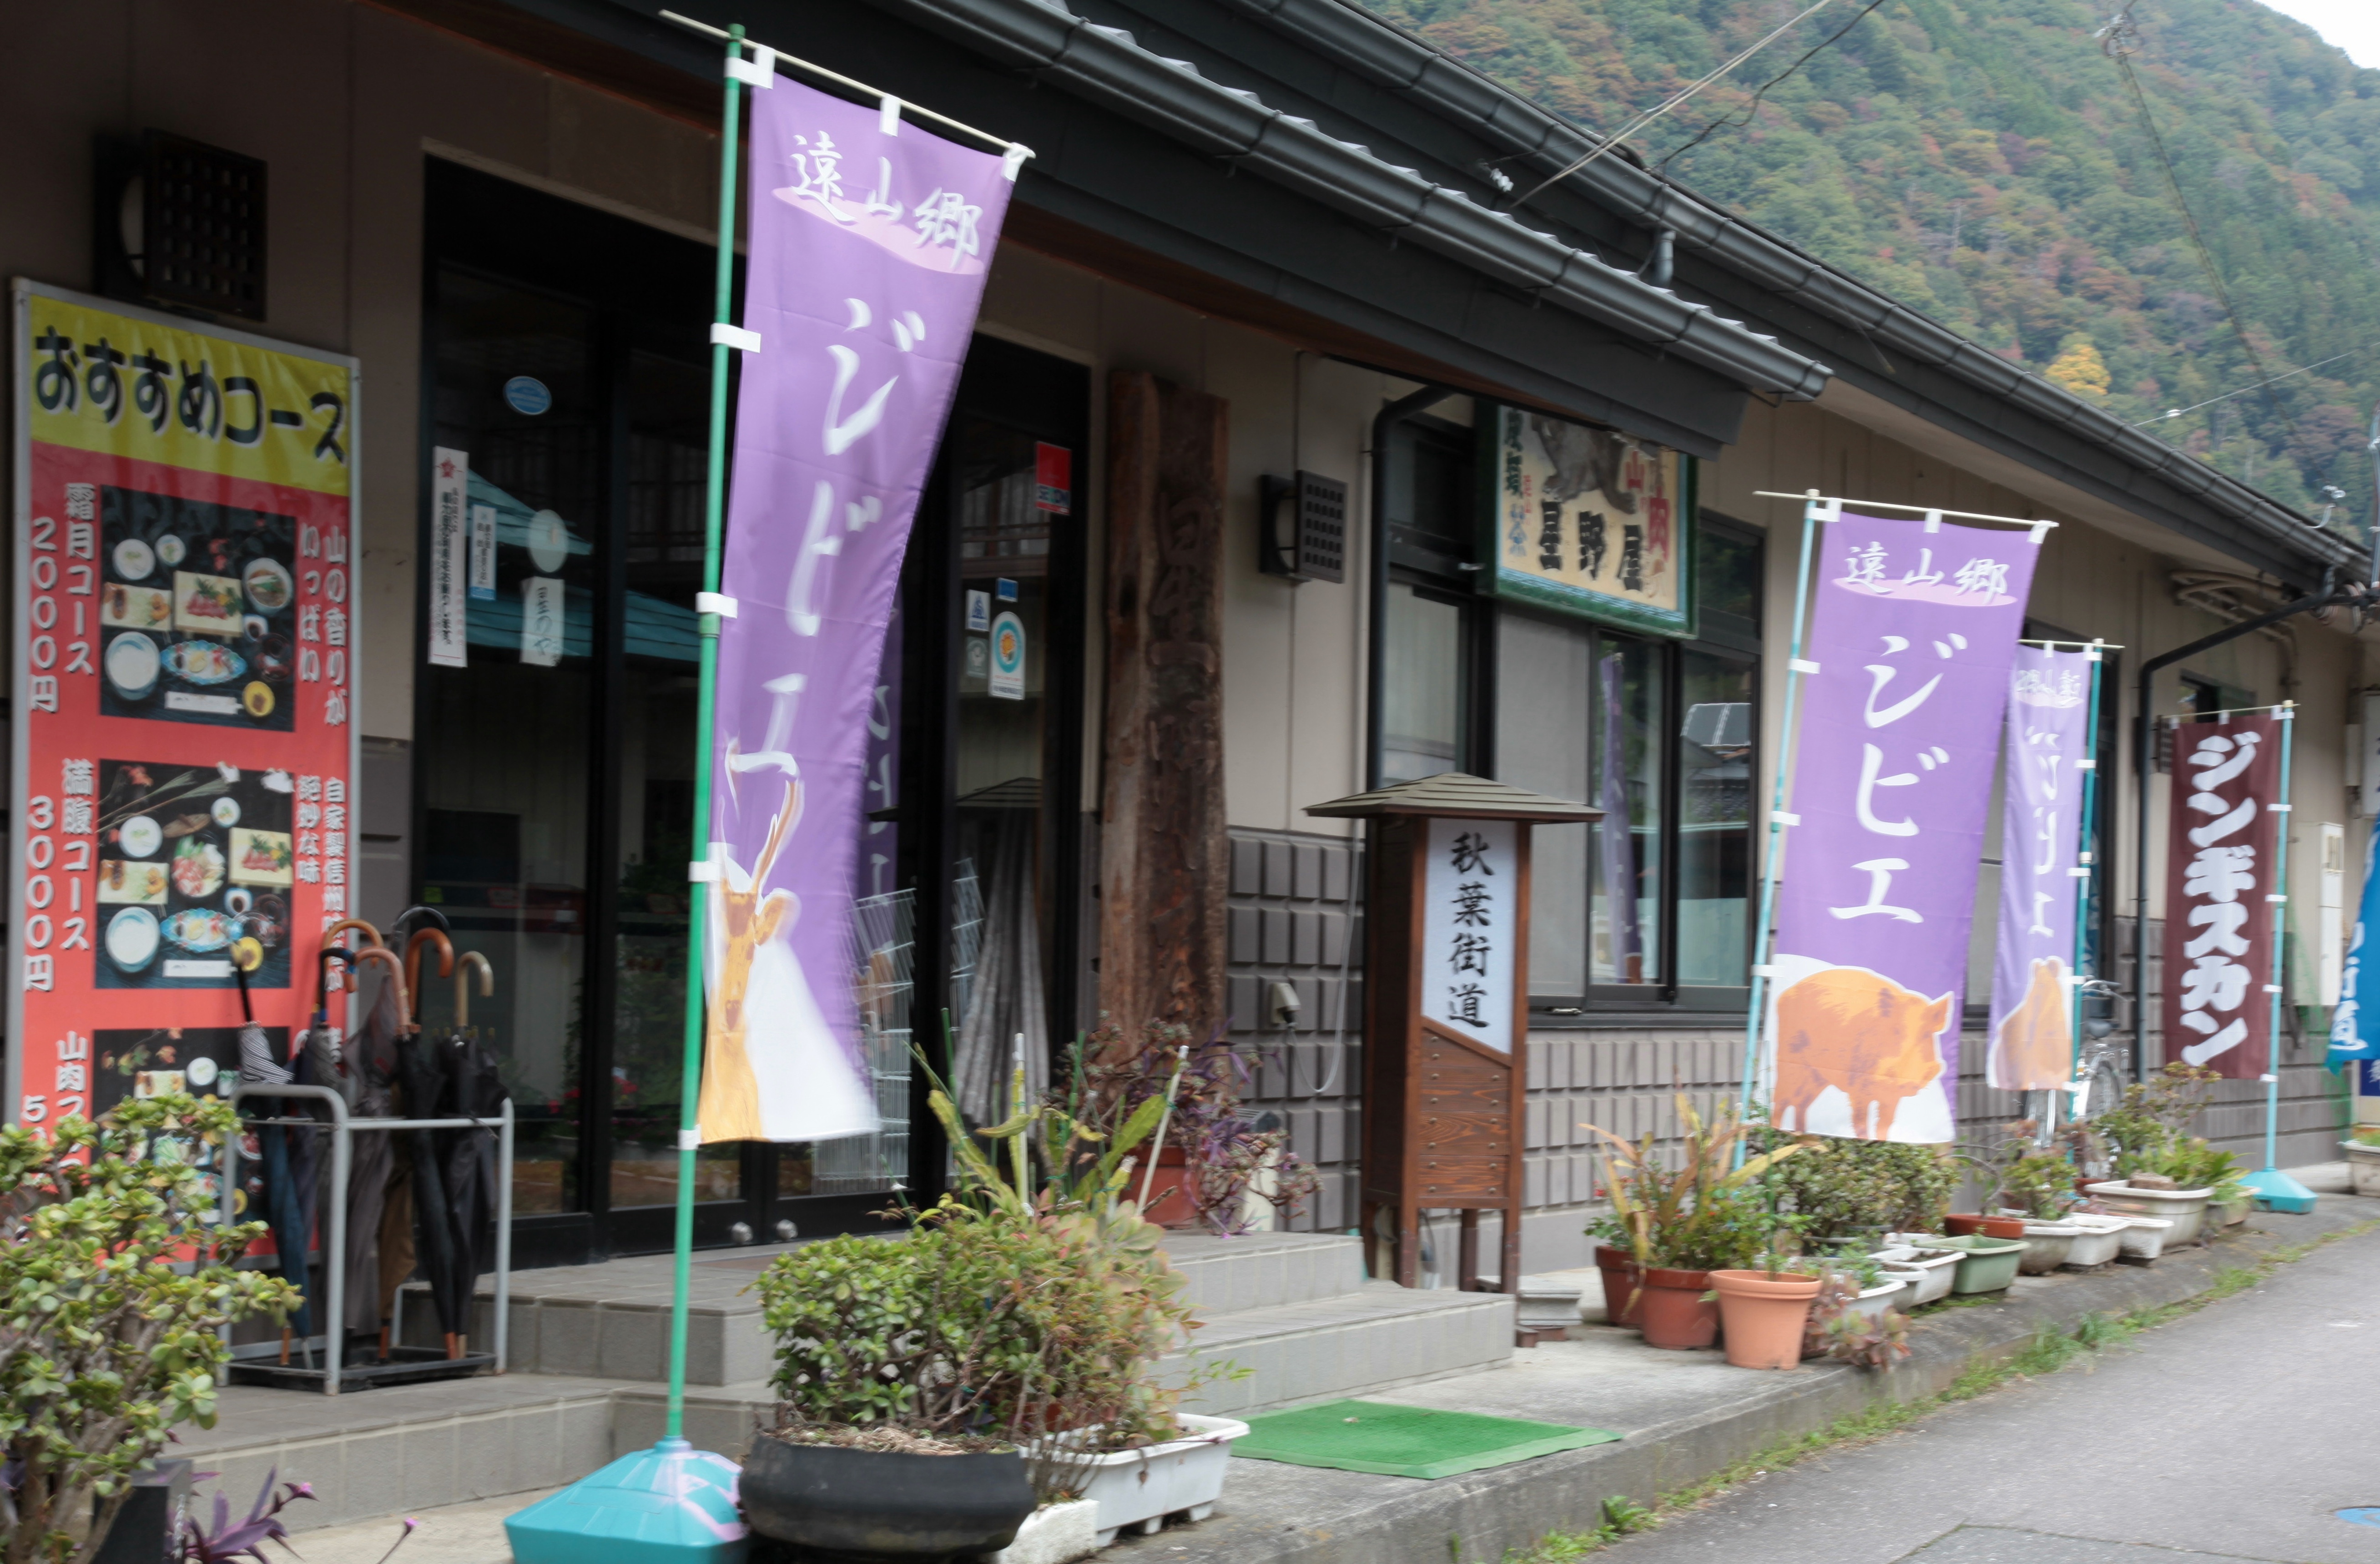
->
[1224, 0, 2357, 576]
[868, 0, 1831, 400]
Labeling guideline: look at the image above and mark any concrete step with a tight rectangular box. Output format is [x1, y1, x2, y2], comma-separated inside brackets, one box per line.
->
[1168, 1282, 1516, 1418]
[1162, 1228, 1372, 1316]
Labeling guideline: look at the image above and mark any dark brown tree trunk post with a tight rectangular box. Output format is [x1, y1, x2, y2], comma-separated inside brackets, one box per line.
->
[1098, 369, 1230, 1057]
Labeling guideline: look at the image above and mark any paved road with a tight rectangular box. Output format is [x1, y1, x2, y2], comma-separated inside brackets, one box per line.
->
[1605, 1225, 2380, 1564]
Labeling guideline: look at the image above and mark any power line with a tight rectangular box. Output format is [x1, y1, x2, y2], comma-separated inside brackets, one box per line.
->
[1507, 0, 1842, 211]
[1657, 0, 1897, 175]
[2134, 343, 2379, 428]
[2097, 4, 2299, 445]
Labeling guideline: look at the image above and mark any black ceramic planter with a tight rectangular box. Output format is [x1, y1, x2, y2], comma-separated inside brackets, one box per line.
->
[741, 1437, 1035, 1562]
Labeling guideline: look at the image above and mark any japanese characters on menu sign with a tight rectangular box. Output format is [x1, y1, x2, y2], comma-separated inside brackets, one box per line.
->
[1488, 406, 1693, 636]
[9, 280, 357, 1133]
[2160, 711, 2284, 1080]
[1420, 817, 1517, 1054]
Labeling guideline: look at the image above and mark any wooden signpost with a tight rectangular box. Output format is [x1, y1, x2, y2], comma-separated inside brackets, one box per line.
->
[1306, 774, 1599, 1300]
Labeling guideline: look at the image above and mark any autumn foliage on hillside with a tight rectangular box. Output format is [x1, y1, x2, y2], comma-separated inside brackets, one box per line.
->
[1372, 0, 2380, 529]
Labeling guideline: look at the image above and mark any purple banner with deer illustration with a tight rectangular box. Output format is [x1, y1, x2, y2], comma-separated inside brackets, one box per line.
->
[1984, 646, 2093, 1091]
[1761, 511, 2041, 1142]
[697, 78, 1017, 1144]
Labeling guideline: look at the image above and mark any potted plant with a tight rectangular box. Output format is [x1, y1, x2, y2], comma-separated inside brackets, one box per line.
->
[1975, 1130, 2083, 1273]
[746, 1080, 1243, 1559]
[1588, 1097, 1801, 1351]
[2345, 1125, 2380, 1197]
[1705, 1133, 1823, 1370]
[1872, 1243, 1961, 1305]
[1064, 1020, 1320, 1236]
[2081, 1064, 2223, 1241]
[1801, 1248, 1906, 1360]
[1933, 1232, 2027, 1294]
[0, 1095, 297, 1564]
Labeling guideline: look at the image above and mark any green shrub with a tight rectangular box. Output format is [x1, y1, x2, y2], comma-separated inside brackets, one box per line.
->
[1746, 1130, 1956, 1243]
[1, 1095, 296, 1564]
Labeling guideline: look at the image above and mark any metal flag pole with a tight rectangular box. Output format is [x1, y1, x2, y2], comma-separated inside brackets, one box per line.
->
[2062, 640, 2108, 1133]
[502, 23, 753, 1564]
[2246, 702, 2317, 1211]
[1735, 489, 1833, 1149]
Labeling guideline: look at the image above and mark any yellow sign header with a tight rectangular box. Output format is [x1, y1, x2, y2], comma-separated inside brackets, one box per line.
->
[25, 294, 351, 498]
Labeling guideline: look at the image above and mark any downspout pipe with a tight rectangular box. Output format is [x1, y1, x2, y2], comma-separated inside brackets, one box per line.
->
[1367, 383, 1462, 789]
[2129, 581, 2345, 1083]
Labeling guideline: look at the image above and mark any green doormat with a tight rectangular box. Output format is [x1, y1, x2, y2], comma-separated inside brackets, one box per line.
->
[1233, 1399, 1620, 1480]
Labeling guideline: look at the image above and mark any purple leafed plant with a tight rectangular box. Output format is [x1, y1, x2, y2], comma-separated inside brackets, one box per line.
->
[1067, 1019, 1320, 1236]
[176, 1470, 315, 1564]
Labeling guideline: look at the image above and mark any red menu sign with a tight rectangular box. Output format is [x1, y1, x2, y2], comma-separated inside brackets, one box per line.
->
[9, 281, 357, 1140]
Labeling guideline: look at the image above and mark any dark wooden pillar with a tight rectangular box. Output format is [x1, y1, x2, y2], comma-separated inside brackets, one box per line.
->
[1099, 370, 1230, 1047]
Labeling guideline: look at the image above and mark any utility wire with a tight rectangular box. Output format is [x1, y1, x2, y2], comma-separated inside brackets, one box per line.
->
[2097, 4, 2298, 444]
[2134, 343, 2378, 428]
[1657, 0, 1897, 174]
[1507, 0, 1841, 210]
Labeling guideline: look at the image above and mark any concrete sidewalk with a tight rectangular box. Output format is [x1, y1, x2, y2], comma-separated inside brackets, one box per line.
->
[242, 1172, 2378, 1564]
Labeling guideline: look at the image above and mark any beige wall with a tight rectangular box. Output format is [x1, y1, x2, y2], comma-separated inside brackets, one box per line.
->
[0, 0, 722, 742]
[976, 245, 1393, 841]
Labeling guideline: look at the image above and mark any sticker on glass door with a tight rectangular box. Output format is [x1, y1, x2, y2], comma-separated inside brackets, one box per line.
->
[988, 610, 1025, 701]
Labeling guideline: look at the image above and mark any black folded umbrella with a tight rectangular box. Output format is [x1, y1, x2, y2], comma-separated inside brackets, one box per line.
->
[234, 946, 313, 1356]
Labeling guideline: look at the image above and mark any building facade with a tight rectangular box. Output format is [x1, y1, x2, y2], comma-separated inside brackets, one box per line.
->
[4, 0, 2371, 1271]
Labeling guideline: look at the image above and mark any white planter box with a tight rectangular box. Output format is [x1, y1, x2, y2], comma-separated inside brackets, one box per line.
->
[987, 1500, 1100, 1564]
[2111, 1213, 2175, 1260]
[2058, 1214, 2129, 1267]
[1875, 1248, 1959, 1306]
[1841, 1275, 1906, 1327]
[2085, 1183, 2213, 1246]
[2015, 1221, 2081, 1275]
[1067, 1413, 1248, 1547]
[2345, 1142, 2380, 1199]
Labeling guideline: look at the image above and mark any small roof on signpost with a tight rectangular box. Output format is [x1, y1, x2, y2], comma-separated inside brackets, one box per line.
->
[1303, 772, 1603, 822]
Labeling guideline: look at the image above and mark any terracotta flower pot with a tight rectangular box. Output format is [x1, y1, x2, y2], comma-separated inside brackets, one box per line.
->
[1635, 1266, 1718, 1349]
[1594, 1245, 1645, 1327]
[1711, 1270, 1821, 1369]
[1943, 1214, 1987, 1236]
[1979, 1216, 2027, 1241]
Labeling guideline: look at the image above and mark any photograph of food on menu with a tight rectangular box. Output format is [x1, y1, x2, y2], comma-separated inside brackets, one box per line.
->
[87, 1027, 263, 1219]
[98, 488, 298, 732]
[95, 759, 294, 991]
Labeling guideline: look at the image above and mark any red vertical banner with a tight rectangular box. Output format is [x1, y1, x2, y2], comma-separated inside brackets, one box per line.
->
[2161, 712, 2283, 1080]
[10, 281, 357, 1166]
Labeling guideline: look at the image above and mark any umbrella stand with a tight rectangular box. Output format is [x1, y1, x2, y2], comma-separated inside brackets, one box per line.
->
[506, 20, 753, 1563]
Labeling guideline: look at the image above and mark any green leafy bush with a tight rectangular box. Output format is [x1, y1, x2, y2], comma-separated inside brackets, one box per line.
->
[1747, 1129, 1957, 1243]
[1585, 1096, 1805, 1272]
[754, 1086, 1234, 1500]
[1, 1095, 296, 1564]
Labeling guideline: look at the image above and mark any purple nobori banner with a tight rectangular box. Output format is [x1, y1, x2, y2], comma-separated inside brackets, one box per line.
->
[696, 81, 1016, 1144]
[1984, 646, 2092, 1091]
[1762, 512, 2040, 1143]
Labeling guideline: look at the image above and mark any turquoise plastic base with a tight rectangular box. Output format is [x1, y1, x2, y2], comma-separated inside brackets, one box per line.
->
[505, 1438, 747, 1564]
[2243, 1167, 2318, 1214]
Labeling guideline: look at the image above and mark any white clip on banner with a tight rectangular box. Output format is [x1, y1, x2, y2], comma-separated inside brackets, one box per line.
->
[711, 323, 762, 353]
[1001, 144, 1034, 182]
[726, 45, 775, 86]
[880, 96, 902, 135]
[695, 592, 739, 618]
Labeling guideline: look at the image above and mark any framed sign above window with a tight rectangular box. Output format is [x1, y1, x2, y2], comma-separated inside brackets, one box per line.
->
[1480, 404, 1695, 638]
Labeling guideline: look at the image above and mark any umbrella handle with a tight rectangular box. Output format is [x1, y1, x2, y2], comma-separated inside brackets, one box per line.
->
[324, 917, 384, 949]
[231, 937, 262, 1023]
[318, 946, 356, 1018]
[352, 946, 409, 1024]
[404, 929, 454, 1025]
[455, 951, 493, 1029]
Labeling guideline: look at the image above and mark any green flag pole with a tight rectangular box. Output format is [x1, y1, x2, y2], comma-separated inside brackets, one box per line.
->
[666, 16, 750, 1444]
[502, 23, 753, 1560]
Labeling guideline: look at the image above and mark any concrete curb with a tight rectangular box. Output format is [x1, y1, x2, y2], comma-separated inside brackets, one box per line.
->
[1112, 1201, 2380, 1564]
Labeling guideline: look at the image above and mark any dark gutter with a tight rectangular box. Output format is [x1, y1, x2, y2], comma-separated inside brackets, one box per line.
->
[1220, 0, 2359, 585]
[865, 0, 1830, 402]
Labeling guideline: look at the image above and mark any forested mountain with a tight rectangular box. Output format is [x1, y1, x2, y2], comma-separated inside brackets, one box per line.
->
[1369, 0, 2380, 534]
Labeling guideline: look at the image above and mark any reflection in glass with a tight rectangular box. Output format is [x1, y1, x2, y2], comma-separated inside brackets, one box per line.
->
[1591, 638, 1663, 985]
[1381, 583, 1465, 784]
[1676, 650, 1753, 985]
[1497, 611, 1592, 996]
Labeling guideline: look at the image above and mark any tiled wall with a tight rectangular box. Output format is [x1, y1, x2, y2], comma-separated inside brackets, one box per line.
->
[1223, 831, 2349, 1271]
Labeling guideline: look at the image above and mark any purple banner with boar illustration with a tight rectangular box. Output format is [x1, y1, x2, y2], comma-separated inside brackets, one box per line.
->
[696, 79, 1016, 1144]
[1761, 511, 2041, 1142]
[1984, 646, 2093, 1091]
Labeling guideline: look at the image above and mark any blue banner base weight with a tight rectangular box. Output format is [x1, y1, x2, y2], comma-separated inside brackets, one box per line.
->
[2242, 1167, 2317, 1214]
[505, 1438, 749, 1564]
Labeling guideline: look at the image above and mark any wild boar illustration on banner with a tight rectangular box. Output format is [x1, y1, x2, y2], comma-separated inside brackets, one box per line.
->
[1760, 510, 2042, 1142]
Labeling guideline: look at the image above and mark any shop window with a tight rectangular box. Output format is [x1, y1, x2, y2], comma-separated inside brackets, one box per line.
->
[1497, 515, 1761, 1012]
[1374, 412, 1488, 786]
